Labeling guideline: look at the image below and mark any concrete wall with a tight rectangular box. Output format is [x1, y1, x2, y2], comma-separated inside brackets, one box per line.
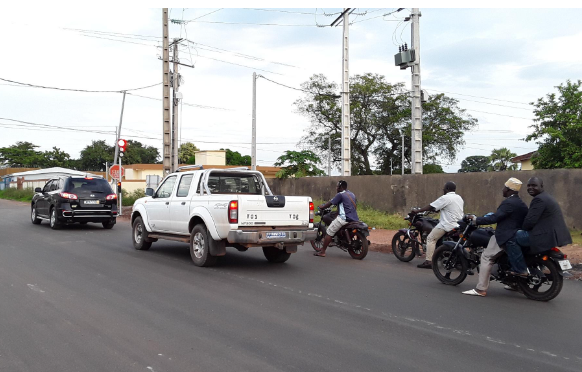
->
[268, 169, 582, 230]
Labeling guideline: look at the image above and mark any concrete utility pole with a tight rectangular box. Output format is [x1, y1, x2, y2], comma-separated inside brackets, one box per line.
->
[328, 135, 332, 176]
[401, 132, 405, 175]
[251, 72, 257, 171]
[171, 38, 180, 172]
[410, 8, 423, 174]
[113, 91, 126, 167]
[340, 9, 351, 176]
[162, 8, 171, 176]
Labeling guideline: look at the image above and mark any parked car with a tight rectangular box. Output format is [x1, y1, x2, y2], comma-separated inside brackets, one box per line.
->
[31, 176, 118, 229]
[131, 166, 318, 267]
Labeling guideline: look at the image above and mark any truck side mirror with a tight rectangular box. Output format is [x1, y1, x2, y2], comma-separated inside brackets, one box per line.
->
[35, 187, 42, 193]
[145, 188, 154, 197]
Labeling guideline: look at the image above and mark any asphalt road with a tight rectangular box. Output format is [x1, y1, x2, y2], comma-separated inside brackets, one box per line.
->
[1, 199, 581, 372]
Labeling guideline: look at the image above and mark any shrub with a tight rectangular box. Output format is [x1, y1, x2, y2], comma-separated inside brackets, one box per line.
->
[0, 187, 35, 202]
[121, 188, 146, 206]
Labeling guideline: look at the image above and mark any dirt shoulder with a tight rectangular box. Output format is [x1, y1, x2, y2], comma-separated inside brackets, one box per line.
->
[368, 229, 582, 280]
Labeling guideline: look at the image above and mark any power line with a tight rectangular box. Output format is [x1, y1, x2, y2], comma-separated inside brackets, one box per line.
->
[424, 88, 531, 105]
[193, 53, 284, 75]
[184, 20, 325, 27]
[64, 27, 161, 40]
[350, 8, 405, 24]
[80, 34, 160, 47]
[257, 75, 343, 97]
[178, 8, 224, 24]
[464, 109, 532, 120]
[0, 77, 161, 94]
[125, 92, 235, 111]
[242, 8, 322, 15]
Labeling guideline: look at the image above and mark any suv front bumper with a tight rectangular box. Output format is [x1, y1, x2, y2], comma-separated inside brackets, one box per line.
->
[227, 228, 318, 246]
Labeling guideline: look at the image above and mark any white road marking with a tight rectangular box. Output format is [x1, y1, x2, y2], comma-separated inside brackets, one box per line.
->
[27, 284, 45, 293]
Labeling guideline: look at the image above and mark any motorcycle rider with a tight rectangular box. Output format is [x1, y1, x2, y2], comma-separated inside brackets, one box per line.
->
[314, 180, 359, 257]
[462, 178, 529, 297]
[411, 181, 464, 269]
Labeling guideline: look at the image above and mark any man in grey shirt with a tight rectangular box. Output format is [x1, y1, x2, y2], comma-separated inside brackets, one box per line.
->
[410, 181, 464, 269]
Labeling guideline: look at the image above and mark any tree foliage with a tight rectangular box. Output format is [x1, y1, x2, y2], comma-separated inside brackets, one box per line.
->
[0, 141, 43, 167]
[122, 140, 160, 165]
[222, 148, 251, 166]
[294, 73, 477, 175]
[526, 79, 582, 168]
[179, 142, 199, 164]
[274, 150, 325, 179]
[488, 147, 517, 171]
[458, 155, 490, 173]
[78, 140, 113, 171]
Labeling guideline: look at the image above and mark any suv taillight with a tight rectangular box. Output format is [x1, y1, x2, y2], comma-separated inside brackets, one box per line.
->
[228, 200, 238, 223]
[309, 202, 314, 223]
[59, 192, 78, 200]
[106, 194, 117, 200]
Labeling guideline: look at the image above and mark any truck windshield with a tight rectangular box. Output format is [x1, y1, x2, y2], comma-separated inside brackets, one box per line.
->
[207, 173, 262, 195]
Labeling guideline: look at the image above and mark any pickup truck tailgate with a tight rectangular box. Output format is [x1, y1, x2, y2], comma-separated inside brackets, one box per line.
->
[238, 196, 310, 227]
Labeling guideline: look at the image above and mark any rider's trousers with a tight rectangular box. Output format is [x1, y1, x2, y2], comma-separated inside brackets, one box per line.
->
[476, 236, 504, 292]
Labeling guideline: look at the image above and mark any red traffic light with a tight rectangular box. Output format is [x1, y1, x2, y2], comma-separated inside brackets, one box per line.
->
[118, 139, 127, 153]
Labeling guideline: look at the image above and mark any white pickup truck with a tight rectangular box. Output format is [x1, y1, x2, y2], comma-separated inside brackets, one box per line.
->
[130, 166, 317, 267]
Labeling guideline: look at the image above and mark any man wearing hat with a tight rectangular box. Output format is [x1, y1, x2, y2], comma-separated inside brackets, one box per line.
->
[462, 177, 529, 297]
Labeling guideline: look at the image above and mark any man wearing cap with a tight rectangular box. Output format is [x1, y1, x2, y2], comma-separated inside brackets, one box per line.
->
[462, 178, 529, 297]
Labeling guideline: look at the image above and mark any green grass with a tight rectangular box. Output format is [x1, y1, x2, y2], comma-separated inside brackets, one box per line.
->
[0, 187, 35, 202]
[313, 199, 408, 230]
[571, 230, 582, 246]
[120, 188, 146, 206]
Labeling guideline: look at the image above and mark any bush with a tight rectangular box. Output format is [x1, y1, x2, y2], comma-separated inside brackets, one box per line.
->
[0, 187, 35, 202]
[121, 188, 146, 206]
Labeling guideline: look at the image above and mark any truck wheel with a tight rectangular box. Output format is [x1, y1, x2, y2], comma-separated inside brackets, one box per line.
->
[190, 224, 218, 267]
[132, 216, 152, 251]
[263, 246, 291, 263]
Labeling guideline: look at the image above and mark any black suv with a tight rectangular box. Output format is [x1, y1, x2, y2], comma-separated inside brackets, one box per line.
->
[31, 176, 118, 229]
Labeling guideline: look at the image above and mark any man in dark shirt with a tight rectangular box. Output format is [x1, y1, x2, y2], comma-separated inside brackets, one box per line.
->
[314, 180, 359, 257]
[462, 177, 529, 297]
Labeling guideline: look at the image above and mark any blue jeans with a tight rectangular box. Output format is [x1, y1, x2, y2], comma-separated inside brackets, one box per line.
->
[504, 230, 529, 273]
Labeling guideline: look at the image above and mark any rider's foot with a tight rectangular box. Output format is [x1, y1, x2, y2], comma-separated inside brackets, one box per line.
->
[504, 284, 518, 291]
[417, 260, 432, 269]
[462, 288, 486, 297]
[508, 271, 528, 278]
[313, 251, 326, 257]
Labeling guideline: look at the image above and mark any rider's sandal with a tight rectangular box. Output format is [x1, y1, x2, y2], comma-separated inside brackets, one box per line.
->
[462, 289, 486, 297]
[313, 252, 326, 257]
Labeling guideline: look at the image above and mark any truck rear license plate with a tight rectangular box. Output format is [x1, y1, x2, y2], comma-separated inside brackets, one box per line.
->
[266, 232, 286, 239]
[558, 260, 572, 270]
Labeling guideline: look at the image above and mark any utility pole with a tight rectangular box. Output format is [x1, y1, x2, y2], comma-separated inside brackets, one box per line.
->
[251, 72, 257, 171]
[401, 132, 405, 175]
[328, 135, 332, 176]
[331, 8, 352, 177]
[162, 8, 171, 176]
[171, 38, 180, 172]
[410, 8, 423, 174]
[113, 91, 126, 166]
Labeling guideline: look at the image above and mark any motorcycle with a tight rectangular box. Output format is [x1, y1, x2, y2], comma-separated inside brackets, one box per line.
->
[310, 207, 370, 260]
[392, 211, 455, 262]
[431, 215, 570, 302]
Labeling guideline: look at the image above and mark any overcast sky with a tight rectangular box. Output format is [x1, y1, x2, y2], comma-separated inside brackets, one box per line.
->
[1, 2, 581, 173]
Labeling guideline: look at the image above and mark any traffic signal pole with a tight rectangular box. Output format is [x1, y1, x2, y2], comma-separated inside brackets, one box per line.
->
[113, 91, 126, 166]
[118, 155, 122, 216]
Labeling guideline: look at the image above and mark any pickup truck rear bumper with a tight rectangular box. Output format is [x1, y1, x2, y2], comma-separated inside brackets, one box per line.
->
[227, 228, 318, 246]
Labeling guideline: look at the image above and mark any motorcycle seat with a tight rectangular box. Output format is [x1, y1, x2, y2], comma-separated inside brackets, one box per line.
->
[343, 221, 368, 230]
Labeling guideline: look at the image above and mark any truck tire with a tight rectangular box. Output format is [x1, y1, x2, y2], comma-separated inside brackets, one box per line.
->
[132, 216, 152, 250]
[190, 224, 218, 267]
[263, 246, 291, 263]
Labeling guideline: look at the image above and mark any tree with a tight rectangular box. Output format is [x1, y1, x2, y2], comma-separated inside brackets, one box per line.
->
[294, 73, 477, 175]
[222, 148, 251, 166]
[0, 141, 44, 167]
[423, 164, 444, 174]
[78, 140, 114, 171]
[274, 150, 325, 178]
[41, 147, 72, 168]
[526, 80, 582, 168]
[458, 155, 490, 173]
[179, 142, 199, 164]
[122, 140, 160, 165]
[489, 148, 517, 171]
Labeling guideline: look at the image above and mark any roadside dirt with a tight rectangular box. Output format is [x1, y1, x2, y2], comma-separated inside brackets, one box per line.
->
[368, 229, 582, 280]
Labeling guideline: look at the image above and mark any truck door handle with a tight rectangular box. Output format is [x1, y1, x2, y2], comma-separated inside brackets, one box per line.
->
[181, 202, 186, 205]
[165, 202, 169, 205]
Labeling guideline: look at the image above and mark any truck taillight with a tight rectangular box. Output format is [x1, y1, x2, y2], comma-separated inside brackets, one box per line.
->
[228, 200, 238, 223]
[309, 202, 314, 223]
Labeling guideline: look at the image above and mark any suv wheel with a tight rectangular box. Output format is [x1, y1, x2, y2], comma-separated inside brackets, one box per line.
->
[102, 221, 115, 229]
[50, 207, 61, 230]
[31, 204, 41, 225]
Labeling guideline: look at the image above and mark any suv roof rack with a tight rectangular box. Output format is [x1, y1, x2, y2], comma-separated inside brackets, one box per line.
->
[176, 165, 204, 172]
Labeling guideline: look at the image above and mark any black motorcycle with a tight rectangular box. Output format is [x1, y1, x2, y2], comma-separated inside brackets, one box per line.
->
[392, 211, 455, 262]
[310, 207, 370, 260]
[431, 215, 568, 302]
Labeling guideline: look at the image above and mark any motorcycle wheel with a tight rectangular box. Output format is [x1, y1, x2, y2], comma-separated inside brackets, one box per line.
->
[348, 231, 368, 260]
[391, 231, 416, 262]
[518, 257, 563, 302]
[432, 244, 468, 286]
[310, 223, 325, 252]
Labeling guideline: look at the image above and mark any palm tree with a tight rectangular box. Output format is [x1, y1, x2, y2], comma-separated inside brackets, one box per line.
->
[489, 148, 518, 171]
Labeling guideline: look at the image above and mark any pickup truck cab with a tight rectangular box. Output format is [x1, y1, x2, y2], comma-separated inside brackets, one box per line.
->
[130, 166, 317, 266]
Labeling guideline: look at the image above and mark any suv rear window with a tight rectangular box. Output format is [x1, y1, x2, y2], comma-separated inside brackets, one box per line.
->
[207, 173, 262, 195]
[64, 178, 112, 194]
